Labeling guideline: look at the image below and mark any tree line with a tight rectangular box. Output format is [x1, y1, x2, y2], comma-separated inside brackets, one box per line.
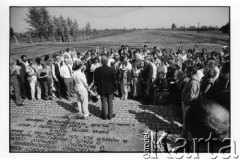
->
[11, 7, 130, 43]
[171, 22, 230, 34]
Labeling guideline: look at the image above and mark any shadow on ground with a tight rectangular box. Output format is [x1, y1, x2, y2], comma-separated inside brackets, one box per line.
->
[88, 104, 102, 119]
[129, 109, 181, 134]
[138, 104, 183, 123]
[56, 101, 79, 113]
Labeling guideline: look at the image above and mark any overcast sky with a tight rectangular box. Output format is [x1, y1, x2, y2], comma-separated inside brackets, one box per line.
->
[10, 7, 229, 33]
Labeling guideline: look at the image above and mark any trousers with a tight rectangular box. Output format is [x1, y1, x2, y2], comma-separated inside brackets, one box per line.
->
[35, 80, 41, 100]
[40, 78, 52, 99]
[76, 86, 89, 116]
[10, 76, 21, 104]
[181, 101, 190, 139]
[101, 94, 113, 119]
[63, 78, 73, 99]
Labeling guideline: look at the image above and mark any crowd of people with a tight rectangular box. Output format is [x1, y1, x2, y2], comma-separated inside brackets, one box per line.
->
[10, 44, 230, 141]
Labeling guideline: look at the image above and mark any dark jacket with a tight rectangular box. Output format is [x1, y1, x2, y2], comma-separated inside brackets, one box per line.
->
[141, 62, 153, 85]
[94, 65, 116, 95]
[54, 63, 61, 80]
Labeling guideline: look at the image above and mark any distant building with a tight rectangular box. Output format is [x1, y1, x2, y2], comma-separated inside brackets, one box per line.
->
[189, 26, 196, 29]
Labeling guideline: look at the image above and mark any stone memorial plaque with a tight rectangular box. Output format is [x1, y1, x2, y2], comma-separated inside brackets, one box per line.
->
[10, 115, 146, 152]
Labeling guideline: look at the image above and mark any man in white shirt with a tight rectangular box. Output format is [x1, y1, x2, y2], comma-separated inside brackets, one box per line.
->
[63, 48, 71, 62]
[60, 55, 74, 101]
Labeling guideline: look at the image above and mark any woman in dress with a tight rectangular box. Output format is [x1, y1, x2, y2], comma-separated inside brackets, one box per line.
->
[73, 61, 90, 119]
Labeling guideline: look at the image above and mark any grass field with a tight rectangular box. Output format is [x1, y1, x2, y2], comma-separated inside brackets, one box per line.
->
[10, 29, 229, 59]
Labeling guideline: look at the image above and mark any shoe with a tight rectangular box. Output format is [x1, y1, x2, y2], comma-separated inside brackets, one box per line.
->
[59, 97, 62, 100]
[101, 116, 107, 120]
[82, 116, 89, 120]
[49, 97, 53, 100]
[85, 114, 91, 118]
[76, 114, 84, 119]
[108, 114, 116, 120]
[43, 97, 49, 100]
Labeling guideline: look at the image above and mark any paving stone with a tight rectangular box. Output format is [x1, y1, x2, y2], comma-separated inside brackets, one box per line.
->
[10, 97, 181, 152]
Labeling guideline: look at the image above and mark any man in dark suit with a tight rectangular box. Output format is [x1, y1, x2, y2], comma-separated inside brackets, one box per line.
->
[52, 54, 63, 99]
[141, 55, 153, 104]
[94, 55, 116, 120]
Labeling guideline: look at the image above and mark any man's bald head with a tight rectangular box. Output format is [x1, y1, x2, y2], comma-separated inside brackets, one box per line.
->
[101, 55, 108, 65]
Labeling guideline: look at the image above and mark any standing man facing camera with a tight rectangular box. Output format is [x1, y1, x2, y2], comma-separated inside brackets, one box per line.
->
[94, 55, 116, 120]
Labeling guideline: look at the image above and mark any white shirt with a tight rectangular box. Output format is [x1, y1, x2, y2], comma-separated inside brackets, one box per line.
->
[108, 57, 115, 67]
[26, 65, 37, 81]
[158, 64, 168, 78]
[90, 63, 101, 72]
[212, 66, 220, 82]
[73, 70, 88, 89]
[151, 62, 157, 80]
[60, 64, 73, 79]
[22, 61, 29, 67]
[35, 64, 42, 74]
[63, 51, 71, 58]
[181, 54, 187, 62]
[135, 53, 143, 60]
